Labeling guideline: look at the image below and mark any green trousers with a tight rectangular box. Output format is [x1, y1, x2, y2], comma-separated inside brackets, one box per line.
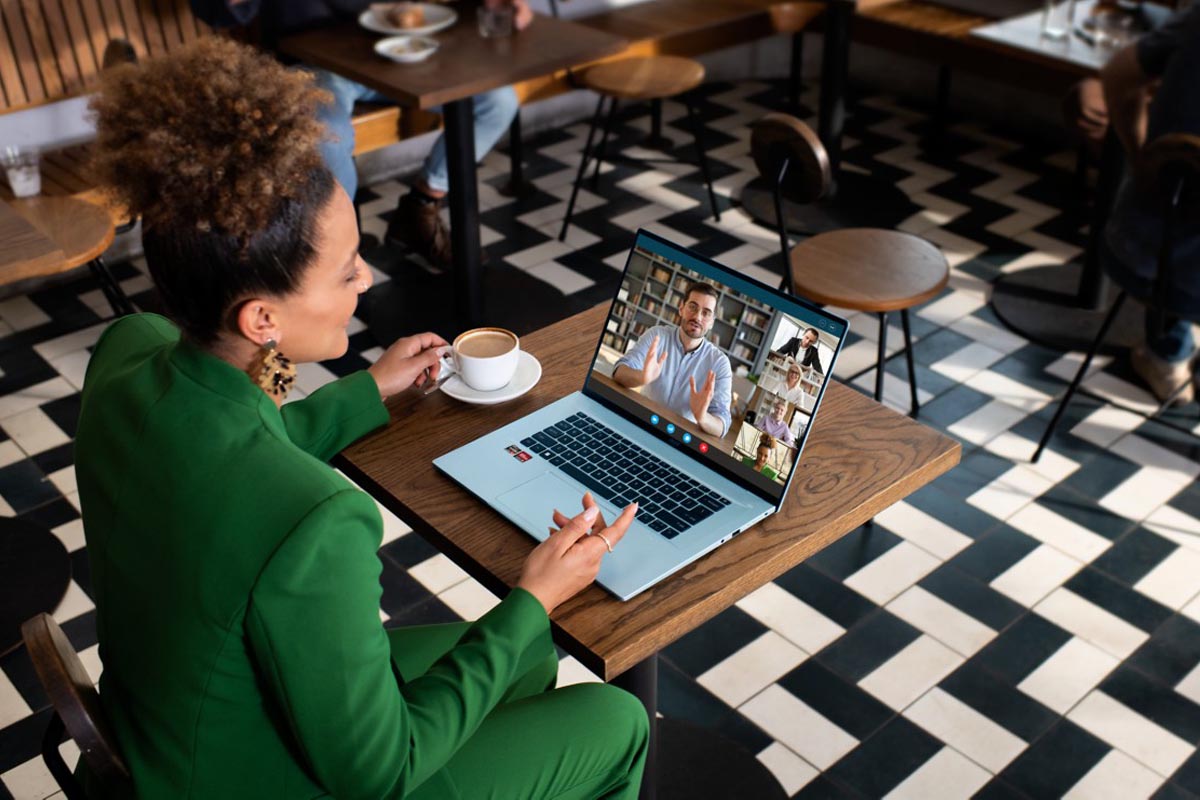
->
[392, 622, 649, 800]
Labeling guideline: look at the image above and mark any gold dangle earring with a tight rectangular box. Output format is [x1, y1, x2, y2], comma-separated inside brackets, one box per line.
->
[250, 339, 297, 399]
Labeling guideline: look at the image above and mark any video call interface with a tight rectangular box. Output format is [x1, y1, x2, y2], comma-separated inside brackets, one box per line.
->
[587, 238, 845, 498]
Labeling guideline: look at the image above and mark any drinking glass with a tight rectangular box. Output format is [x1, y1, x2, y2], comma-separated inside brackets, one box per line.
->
[1041, 0, 1077, 40]
[2, 146, 40, 198]
[478, 5, 514, 38]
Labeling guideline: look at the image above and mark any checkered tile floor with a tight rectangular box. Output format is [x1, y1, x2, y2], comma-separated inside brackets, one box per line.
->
[2, 79, 1199, 799]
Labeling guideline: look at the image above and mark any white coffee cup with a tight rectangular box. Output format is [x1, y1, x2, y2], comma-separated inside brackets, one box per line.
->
[451, 327, 520, 391]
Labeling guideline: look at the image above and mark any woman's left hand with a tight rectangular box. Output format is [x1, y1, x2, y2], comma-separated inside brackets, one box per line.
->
[367, 332, 449, 400]
[513, 0, 533, 30]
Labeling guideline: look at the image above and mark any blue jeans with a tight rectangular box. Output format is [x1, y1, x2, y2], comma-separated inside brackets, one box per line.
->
[309, 68, 519, 198]
[1146, 312, 1194, 363]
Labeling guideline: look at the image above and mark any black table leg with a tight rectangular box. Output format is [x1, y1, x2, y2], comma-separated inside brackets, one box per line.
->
[612, 653, 786, 800]
[443, 98, 483, 328]
[990, 130, 1141, 352]
[818, 0, 853, 174]
[788, 31, 804, 112]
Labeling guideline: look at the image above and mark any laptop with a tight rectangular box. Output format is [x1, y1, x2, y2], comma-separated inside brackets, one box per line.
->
[434, 230, 849, 600]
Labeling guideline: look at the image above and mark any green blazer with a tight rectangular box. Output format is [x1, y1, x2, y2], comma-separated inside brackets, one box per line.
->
[75, 314, 551, 799]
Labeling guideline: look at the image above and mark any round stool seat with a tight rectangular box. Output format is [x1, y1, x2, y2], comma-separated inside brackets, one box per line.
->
[9, 196, 115, 273]
[790, 228, 948, 312]
[582, 56, 705, 101]
[0, 517, 71, 656]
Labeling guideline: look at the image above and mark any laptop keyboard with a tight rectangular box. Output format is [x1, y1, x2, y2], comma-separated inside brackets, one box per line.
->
[520, 412, 732, 540]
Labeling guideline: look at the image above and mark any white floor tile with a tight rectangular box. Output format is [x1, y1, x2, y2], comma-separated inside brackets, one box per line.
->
[1100, 466, 1190, 523]
[0, 378, 75, 422]
[990, 544, 1083, 607]
[32, 322, 106, 363]
[0, 670, 30, 729]
[51, 580, 94, 623]
[0, 294, 51, 331]
[1133, 546, 1200, 610]
[503, 239, 574, 270]
[1007, 502, 1112, 563]
[0, 439, 25, 469]
[1069, 404, 1145, 450]
[1, 753, 71, 800]
[77, 644, 103, 684]
[904, 688, 1027, 773]
[967, 465, 1054, 522]
[554, 655, 602, 688]
[51, 518, 86, 553]
[408, 553, 470, 595]
[1111, 434, 1200, 483]
[1063, 749, 1166, 800]
[1184, 594, 1200, 624]
[756, 742, 819, 796]
[47, 466, 76, 497]
[373, 500, 411, 547]
[1067, 691, 1194, 777]
[437, 579, 499, 620]
[1144, 504, 1200, 553]
[887, 586, 996, 657]
[883, 746, 992, 800]
[525, 261, 596, 295]
[1175, 661, 1200, 707]
[1017, 637, 1120, 715]
[949, 313, 1026, 353]
[740, 684, 858, 771]
[964, 370, 1051, 414]
[859, 635, 964, 712]
[930, 342, 1006, 384]
[48, 349, 92, 392]
[1035, 589, 1150, 661]
[873, 501, 973, 561]
[948, 399, 1030, 446]
[845, 542, 942, 605]
[985, 431, 1079, 484]
[698, 631, 808, 708]
[735, 582, 845, 654]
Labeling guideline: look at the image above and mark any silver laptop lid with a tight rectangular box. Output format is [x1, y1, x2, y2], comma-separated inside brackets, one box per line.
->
[583, 229, 849, 508]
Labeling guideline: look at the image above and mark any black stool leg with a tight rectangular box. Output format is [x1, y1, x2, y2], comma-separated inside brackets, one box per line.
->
[591, 97, 619, 188]
[685, 97, 720, 223]
[644, 98, 672, 150]
[876, 312, 889, 403]
[88, 257, 134, 317]
[901, 309, 919, 418]
[1032, 291, 1128, 463]
[789, 32, 804, 112]
[559, 96, 606, 242]
[499, 112, 534, 198]
[933, 65, 952, 143]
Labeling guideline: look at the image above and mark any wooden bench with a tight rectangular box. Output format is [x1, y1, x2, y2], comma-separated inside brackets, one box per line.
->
[0, 1, 823, 217]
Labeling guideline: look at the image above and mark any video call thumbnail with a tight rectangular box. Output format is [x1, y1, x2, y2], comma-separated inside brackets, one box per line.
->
[587, 241, 843, 498]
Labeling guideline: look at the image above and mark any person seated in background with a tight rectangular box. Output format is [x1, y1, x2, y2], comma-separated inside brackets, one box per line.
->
[1099, 2, 1200, 404]
[741, 433, 778, 480]
[776, 327, 824, 375]
[191, 0, 532, 267]
[78, 38, 647, 799]
[755, 396, 795, 447]
[613, 281, 733, 436]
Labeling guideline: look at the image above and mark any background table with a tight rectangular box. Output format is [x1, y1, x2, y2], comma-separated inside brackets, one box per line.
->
[336, 304, 961, 798]
[281, 13, 626, 338]
[972, 0, 1162, 352]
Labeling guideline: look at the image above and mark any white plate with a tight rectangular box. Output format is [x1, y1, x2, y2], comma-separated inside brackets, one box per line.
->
[359, 4, 458, 36]
[440, 351, 541, 405]
[374, 35, 439, 63]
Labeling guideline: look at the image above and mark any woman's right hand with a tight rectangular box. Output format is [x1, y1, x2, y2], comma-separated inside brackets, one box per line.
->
[517, 493, 637, 615]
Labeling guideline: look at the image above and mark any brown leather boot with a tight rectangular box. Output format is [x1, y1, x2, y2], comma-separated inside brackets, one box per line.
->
[386, 191, 452, 268]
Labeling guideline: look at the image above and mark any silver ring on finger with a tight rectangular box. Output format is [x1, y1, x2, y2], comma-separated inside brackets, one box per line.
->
[595, 532, 614, 554]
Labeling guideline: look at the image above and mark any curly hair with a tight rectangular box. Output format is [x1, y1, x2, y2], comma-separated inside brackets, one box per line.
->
[88, 38, 341, 345]
[90, 37, 329, 240]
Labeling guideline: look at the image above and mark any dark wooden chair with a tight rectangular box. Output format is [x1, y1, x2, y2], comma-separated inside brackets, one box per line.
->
[20, 613, 131, 800]
[751, 113, 948, 416]
[1033, 133, 1200, 462]
[559, 54, 720, 240]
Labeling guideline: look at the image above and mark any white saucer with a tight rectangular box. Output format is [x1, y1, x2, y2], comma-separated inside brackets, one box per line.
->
[440, 351, 541, 405]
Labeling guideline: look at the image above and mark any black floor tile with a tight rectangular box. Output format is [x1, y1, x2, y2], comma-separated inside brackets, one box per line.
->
[815, 609, 921, 683]
[972, 612, 1074, 687]
[778, 660, 894, 742]
[662, 605, 767, 679]
[825, 716, 942, 798]
[997, 719, 1109, 799]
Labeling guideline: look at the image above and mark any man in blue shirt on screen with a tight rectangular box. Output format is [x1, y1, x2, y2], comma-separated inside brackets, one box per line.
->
[614, 281, 733, 437]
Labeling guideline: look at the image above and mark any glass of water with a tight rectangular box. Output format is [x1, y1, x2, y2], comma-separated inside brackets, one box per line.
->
[2, 146, 40, 198]
[478, 4, 514, 38]
[1041, 0, 1077, 40]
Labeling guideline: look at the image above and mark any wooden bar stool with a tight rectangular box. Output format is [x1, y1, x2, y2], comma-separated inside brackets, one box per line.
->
[559, 55, 720, 241]
[788, 229, 947, 415]
[2, 197, 131, 317]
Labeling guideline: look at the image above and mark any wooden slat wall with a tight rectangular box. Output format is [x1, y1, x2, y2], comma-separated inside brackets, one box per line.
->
[0, 0, 208, 113]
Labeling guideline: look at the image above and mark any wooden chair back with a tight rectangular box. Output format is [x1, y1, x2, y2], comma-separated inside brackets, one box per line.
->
[0, 0, 209, 113]
[750, 113, 831, 206]
[20, 613, 131, 797]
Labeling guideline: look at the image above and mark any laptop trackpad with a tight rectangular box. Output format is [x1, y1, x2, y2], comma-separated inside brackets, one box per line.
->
[497, 472, 619, 540]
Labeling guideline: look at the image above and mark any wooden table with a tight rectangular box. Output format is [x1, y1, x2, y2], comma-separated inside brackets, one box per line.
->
[337, 304, 960, 798]
[280, 14, 626, 333]
[971, 0, 1170, 352]
[0, 198, 65, 281]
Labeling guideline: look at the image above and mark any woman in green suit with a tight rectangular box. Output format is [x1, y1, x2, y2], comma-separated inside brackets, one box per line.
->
[76, 38, 646, 799]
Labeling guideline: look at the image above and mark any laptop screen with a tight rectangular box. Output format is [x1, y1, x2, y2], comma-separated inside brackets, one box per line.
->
[583, 230, 848, 505]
